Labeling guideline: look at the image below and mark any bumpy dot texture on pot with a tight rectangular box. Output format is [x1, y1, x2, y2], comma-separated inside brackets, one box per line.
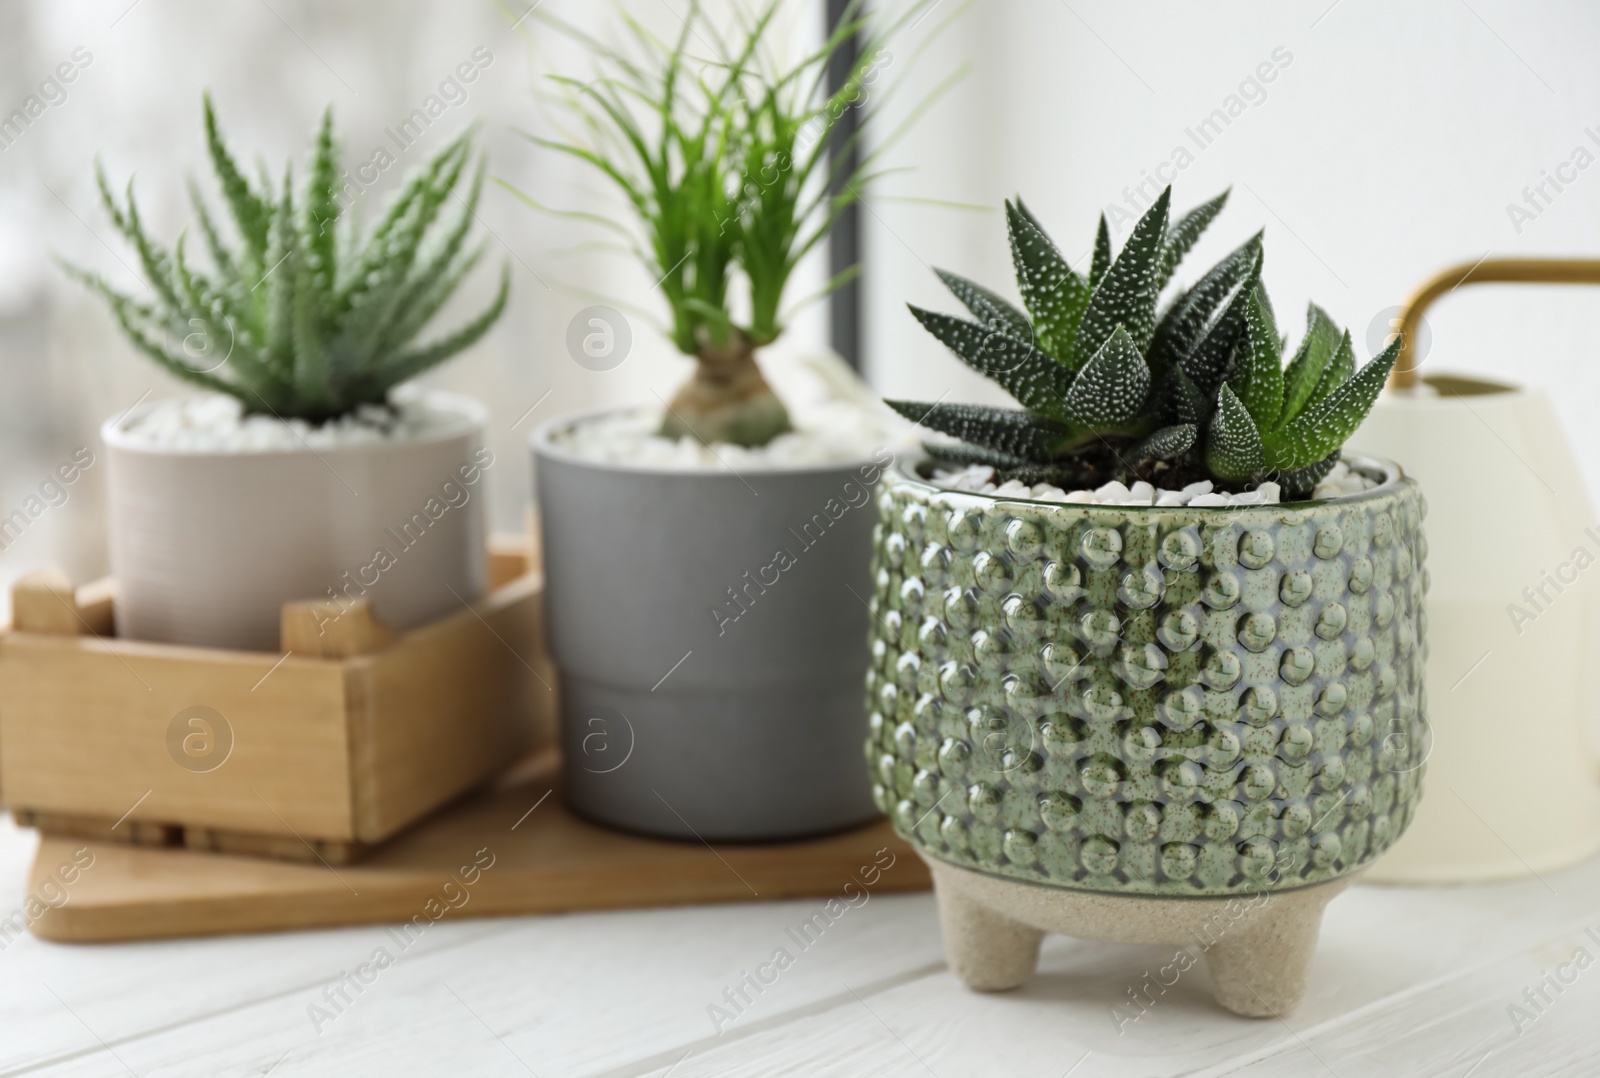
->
[864, 461, 1429, 896]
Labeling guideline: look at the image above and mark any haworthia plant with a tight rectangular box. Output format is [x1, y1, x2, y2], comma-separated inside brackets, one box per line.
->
[66, 95, 509, 424]
[888, 186, 1396, 497]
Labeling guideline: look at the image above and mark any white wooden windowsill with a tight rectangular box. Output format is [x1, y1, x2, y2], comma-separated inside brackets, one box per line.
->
[0, 811, 1592, 1077]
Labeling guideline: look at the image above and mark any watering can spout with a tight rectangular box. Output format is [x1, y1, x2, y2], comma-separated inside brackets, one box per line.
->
[1353, 258, 1600, 885]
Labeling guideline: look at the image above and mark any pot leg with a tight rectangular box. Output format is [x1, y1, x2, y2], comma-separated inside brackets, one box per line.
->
[1201, 896, 1329, 1018]
[933, 878, 1044, 991]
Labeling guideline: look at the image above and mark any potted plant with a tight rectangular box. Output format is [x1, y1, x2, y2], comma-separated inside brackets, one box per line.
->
[868, 188, 1427, 1017]
[67, 96, 509, 650]
[522, 2, 928, 839]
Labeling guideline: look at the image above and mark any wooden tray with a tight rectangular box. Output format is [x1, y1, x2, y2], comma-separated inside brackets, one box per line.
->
[23, 752, 927, 943]
[0, 539, 555, 864]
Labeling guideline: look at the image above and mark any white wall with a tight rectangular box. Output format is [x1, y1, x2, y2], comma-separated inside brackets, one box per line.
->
[865, 0, 1600, 505]
[3, 0, 1599, 596]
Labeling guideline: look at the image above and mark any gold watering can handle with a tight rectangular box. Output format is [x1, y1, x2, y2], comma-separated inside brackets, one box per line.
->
[1391, 257, 1600, 389]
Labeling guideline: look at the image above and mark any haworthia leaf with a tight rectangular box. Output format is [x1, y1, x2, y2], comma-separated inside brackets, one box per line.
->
[1231, 284, 1284, 432]
[1154, 363, 1206, 427]
[1158, 188, 1229, 289]
[1075, 188, 1170, 363]
[1271, 339, 1398, 470]
[884, 400, 1067, 463]
[1089, 213, 1112, 289]
[1128, 423, 1196, 463]
[1309, 329, 1355, 406]
[922, 442, 1036, 472]
[1061, 325, 1151, 429]
[1205, 383, 1267, 482]
[1005, 200, 1090, 366]
[933, 268, 1034, 343]
[1273, 451, 1339, 498]
[1148, 232, 1260, 378]
[1280, 304, 1342, 424]
[908, 306, 1072, 420]
[1180, 250, 1259, 401]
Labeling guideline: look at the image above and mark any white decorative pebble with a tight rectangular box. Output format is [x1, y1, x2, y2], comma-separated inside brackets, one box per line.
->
[931, 461, 1378, 506]
[554, 402, 919, 471]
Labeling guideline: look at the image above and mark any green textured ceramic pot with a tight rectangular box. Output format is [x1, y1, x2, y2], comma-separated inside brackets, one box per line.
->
[864, 456, 1428, 897]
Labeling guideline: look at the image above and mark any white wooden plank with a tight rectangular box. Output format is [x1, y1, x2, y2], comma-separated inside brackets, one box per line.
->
[1, 889, 944, 1077]
[7, 791, 1600, 1078]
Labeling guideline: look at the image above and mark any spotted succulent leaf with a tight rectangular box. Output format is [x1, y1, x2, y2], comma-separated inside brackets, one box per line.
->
[1179, 256, 1258, 401]
[1270, 339, 1398, 469]
[907, 306, 1072, 420]
[934, 268, 1034, 342]
[1206, 383, 1267, 482]
[1231, 284, 1284, 432]
[1148, 232, 1260, 378]
[1158, 187, 1229, 289]
[1273, 451, 1340, 498]
[922, 442, 1037, 473]
[1005, 199, 1090, 365]
[1280, 303, 1341, 424]
[1155, 363, 1207, 427]
[1128, 423, 1196, 463]
[1075, 188, 1170, 363]
[1089, 213, 1112, 289]
[1311, 328, 1356, 404]
[1060, 325, 1150, 429]
[885, 400, 1068, 463]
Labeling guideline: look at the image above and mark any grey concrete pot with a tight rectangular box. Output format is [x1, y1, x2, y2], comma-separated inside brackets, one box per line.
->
[532, 409, 889, 840]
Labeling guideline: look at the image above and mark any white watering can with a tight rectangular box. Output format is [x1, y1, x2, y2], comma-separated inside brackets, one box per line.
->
[1352, 259, 1600, 884]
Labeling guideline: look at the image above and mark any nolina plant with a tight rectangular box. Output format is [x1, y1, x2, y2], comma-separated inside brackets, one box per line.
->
[67, 96, 509, 424]
[891, 187, 1397, 497]
[521, 0, 939, 447]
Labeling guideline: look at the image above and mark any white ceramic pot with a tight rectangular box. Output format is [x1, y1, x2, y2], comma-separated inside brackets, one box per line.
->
[1350, 374, 1600, 883]
[102, 391, 490, 650]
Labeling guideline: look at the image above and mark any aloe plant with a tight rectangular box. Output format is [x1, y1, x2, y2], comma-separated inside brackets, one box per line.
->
[517, 0, 934, 447]
[889, 187, 1396, 497]
[66, 95, 509, 424]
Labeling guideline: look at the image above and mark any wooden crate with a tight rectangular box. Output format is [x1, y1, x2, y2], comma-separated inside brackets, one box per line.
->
[0, 537, 556, 864]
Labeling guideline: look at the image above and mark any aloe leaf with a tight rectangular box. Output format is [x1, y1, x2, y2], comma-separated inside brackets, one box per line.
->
[1271, 340, 1398, 470]
[908, 306, 1071, 420]
[291, 265, 335, 413]
[1075, 188, 1170, 363]
[1089, 213, 1112, 289]
[369, 263, 510, 393]
[1230, 284, 1284, 432]
[1158, 188, 1228, 289]
[203, 94, 270, 266]
[1280, 304, 1342, 424]
[933, 268, 1034, 342]
[1005, 199, 1089, 365]
[885, 400, 1068, 463]
[1205, 383, 1267, 482]
[1128, 423, 1196, 463]
[303, 107, 340, 307]
[1148, 232, 1260, 377]
[1061, 325, 1151, 428]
